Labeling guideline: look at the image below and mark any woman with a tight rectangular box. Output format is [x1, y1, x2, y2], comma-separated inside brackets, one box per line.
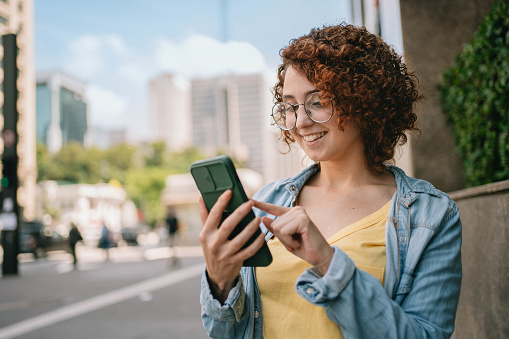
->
[199, 23, 462, 338]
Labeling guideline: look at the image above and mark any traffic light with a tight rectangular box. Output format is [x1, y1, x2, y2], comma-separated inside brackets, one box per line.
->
[1, 159, 17, 190]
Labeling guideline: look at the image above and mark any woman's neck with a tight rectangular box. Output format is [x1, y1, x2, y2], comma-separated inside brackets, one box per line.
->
[311, 158, 388, 191]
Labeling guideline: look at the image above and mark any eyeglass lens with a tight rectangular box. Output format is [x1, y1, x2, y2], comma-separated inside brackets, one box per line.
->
[272, 92, 333, 130]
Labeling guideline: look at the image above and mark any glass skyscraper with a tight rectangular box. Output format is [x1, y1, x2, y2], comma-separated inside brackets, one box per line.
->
[36, 72, 88, 153]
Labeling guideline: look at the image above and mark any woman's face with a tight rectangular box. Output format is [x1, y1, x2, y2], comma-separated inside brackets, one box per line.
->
[282, 66, 363, 163]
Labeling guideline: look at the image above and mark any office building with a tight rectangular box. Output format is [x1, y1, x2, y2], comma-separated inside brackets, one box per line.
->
[149, 74, 191, 151]
[36, 71, 88, 153]
[0, 0, 36, 220]
[191, 73, 267, 174]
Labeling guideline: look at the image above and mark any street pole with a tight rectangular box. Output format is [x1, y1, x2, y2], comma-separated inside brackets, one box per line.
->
[1, 33, 20, 276]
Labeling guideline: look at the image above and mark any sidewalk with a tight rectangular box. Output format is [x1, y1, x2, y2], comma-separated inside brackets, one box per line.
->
[1, 242, 203, 266]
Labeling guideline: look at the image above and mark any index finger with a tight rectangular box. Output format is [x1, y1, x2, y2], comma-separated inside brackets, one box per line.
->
[251, 200, 291, 216]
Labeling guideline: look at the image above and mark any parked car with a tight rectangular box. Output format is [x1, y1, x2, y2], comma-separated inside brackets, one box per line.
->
[19, 221, 70, 258]
[118, 228, 139, 246]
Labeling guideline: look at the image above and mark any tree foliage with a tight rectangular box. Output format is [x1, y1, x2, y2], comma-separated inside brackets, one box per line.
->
[125, 167, 168, 227]
[43, 142, 103, 183]
[440, 0, 509, 187]
[36, 142, 206, 227]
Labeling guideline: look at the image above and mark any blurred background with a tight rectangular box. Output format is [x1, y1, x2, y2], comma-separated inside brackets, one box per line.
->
[0, 0, 507, 338]
[0, 0, 414, 249]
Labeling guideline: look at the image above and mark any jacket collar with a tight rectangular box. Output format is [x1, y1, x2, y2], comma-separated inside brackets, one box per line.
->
[283, 163, 441, 208]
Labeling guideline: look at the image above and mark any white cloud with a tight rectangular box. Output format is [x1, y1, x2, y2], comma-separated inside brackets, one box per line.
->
[64, 35, 104, 80]
[86, 85, 129, 127]
[154, 34, 266, 77]
[116, 62, 149, 84]
[62, 33, 267, 139]
[103, 34, 129, 56]
[63, 34, 129, 81]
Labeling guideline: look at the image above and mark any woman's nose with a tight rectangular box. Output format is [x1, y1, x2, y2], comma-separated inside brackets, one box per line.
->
[295, 105, 314, 129]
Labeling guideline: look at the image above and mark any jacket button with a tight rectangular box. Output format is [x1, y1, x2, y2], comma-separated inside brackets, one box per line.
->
[254, 310, 260, 319]
[290, 185, 296, 191]
[306, 287, 315, 294]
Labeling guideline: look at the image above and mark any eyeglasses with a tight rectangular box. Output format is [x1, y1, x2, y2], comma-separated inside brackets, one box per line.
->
[271, 92, 334, 131]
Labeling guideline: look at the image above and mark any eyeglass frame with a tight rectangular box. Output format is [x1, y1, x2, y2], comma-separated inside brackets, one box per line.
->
[271, 92, 335, 131]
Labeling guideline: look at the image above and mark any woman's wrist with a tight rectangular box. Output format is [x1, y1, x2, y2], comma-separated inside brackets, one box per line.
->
[314, 246, 335, 276]
[207, 272, 239, 305]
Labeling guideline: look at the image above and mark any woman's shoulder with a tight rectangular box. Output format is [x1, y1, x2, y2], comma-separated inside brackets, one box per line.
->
[387, 165, 459, 216]
[251, 176, 294, 203]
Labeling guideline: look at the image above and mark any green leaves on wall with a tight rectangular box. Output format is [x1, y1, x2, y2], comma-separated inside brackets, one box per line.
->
[440, 0, 509, 187]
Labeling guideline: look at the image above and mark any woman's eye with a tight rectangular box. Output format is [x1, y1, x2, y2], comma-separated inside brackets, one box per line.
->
[310, 100, 323, 108]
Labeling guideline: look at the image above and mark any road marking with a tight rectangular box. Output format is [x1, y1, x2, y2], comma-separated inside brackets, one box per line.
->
[0, 263, 204, 339]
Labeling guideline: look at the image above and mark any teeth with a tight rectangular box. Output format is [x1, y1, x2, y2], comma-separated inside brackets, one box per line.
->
[302, 131, 327, 142]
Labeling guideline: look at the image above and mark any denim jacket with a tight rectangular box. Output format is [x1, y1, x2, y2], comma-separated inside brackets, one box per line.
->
[200, 164, 462, 339]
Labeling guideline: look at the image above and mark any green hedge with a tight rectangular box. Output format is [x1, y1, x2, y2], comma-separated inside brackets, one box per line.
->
[440, 0, 509, 187]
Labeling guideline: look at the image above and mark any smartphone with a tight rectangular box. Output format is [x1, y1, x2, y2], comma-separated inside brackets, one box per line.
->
[190, 155, 272, 267]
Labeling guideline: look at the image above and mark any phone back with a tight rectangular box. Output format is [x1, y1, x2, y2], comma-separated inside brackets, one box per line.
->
[190, 155, 272, 266]
[190, 155, 247, 215]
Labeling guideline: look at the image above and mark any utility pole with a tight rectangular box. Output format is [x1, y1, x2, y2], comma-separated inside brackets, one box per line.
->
[1, 33, 20, 276]
[220, 0, 228, 42]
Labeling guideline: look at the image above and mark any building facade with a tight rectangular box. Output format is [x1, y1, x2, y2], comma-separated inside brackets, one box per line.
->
[149, 73, 191, 151]
[191, 73, 267, 174]
[36, 71, 88, 153]
[0, 0, 36, 220]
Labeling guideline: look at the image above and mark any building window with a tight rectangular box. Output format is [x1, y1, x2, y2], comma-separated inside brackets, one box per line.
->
[0, 15, 7, 25]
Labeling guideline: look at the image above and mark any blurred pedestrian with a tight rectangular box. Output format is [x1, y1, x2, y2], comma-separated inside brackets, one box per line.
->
[166, 207, 179, 266]
[99, 223, 112, 261]
[68, 223, 83, 267]
[166, 207, 179, 247]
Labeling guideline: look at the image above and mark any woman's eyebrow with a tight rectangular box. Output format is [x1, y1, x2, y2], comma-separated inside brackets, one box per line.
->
[282, 89, 319, 101]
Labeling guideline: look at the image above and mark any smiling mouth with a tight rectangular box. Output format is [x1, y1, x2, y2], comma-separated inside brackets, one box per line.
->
[301, 131, 328, 142]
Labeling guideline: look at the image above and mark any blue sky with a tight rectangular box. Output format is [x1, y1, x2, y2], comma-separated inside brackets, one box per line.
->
[34, 0, 352, 140]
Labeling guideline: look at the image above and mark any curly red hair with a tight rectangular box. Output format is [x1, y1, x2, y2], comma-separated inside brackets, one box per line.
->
[273, 23, 422, 174]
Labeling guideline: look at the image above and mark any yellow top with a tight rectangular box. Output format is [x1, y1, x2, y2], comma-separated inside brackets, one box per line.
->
[255, 200, 390, 339]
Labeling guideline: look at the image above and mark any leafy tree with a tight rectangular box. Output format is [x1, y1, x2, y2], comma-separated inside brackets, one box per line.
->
[125, 166, 168, 226]
[102, 143, 139, 184]
[45, 142, 102, 183]
[36, 143, 51, 181]
[165, 146, 207, 173]
[145, 141, 167, 167]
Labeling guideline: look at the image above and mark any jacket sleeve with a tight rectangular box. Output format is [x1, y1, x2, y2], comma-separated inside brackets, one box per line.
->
[295, 206, 462, 339]
[200, 268, 250, 339]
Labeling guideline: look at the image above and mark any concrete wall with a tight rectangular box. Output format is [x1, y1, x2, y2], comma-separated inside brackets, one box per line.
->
[399, 0, 498, 192]
[449, 180, 509, 338]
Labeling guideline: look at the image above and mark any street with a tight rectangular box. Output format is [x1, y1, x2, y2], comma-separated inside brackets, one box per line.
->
[0, 244, 209, 339]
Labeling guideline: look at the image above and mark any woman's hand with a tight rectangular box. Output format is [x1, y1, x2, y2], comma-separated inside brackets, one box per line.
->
[252, 200, 334, 275]
[199, 190, 266, 304]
